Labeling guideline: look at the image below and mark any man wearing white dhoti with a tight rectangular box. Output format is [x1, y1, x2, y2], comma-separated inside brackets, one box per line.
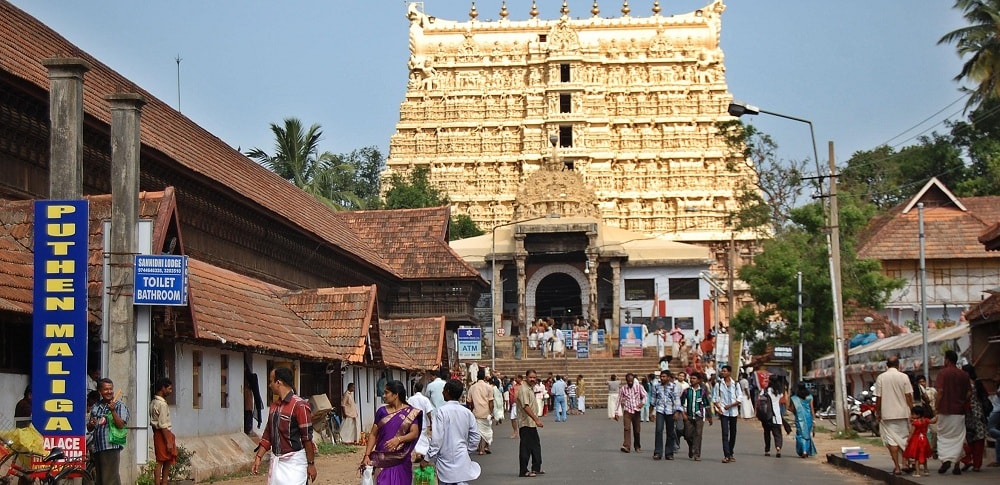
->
[934, 350, 971, 475]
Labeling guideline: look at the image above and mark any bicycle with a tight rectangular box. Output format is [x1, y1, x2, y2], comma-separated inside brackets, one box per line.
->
[0, 440, 92, 484]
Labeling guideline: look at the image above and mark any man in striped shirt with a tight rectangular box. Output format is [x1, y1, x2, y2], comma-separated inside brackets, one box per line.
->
[614, 373, 647, 453]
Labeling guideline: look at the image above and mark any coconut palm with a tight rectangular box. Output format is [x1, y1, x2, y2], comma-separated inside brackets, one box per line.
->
[939, 0, 1000, 111]
[246, 117, 324, 188]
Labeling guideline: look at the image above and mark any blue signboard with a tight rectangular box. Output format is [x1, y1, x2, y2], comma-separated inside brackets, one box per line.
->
[457, 327, 482, 360]
[32, 200, 89, 461]
[134, 255, 188, 306]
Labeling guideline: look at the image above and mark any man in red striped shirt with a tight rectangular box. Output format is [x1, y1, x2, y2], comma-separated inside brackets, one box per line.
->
[614, 373, 648, 453]
[252, 367, 317, 484]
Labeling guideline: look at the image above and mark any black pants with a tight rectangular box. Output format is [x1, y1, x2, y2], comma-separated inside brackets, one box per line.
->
[763, 420, 783, 453]
[720, 415, 738, 459]
[519, 426, 542, 475]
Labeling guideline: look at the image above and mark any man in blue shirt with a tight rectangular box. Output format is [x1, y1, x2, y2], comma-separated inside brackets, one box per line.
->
[650, 371, 682, 460]
[550, 376, 568, 422]
[88, 378, 130, 485]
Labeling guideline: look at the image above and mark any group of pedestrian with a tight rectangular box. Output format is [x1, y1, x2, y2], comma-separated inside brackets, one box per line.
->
[607, 364, 819, 465]
[873, 350, 995, 477]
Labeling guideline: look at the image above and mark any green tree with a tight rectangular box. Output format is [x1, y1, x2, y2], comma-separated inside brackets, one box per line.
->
[951, 98, 1000, 195]
[731, 195, 903, 363]
[940, 0, 1000, 111]
[246, 118, 324, 190]
[327, 146, 385, 209]
[382, 166, 483, 240]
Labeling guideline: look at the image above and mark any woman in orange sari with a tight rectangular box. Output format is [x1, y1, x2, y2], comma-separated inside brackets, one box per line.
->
[361, 380, 423, 484]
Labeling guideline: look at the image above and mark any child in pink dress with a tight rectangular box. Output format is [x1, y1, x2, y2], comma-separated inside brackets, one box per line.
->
[903, 405, 937, 477]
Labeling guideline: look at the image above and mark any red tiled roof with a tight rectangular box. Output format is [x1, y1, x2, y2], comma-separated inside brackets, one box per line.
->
[188, 259, 328, 360]
[857, 182, 1000, 261]
[0, 190, 173, 323]
[337, 207, 483, 281]
[282, 286, 378, 364]
[0, 1, 395, 278]
[380, 317, 446, 370]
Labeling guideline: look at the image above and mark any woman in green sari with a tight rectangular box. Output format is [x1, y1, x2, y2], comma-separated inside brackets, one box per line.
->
[790, 383, 817, 458]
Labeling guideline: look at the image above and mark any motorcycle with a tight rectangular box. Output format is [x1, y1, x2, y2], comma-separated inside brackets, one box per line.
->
[849, 388, 880, 436]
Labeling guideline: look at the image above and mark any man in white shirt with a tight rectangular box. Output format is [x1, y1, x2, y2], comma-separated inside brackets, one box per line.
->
[407, 381, 435, 461]
[428, 379, 481, 485]
[712, 365, 744, 463]
[426, 368, 449, 411]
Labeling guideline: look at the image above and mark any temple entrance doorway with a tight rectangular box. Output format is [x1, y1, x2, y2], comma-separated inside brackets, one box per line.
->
[534, 272, 582, 328]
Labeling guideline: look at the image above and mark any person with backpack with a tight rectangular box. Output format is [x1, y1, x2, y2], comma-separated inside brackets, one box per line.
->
[758, 378, 784, 457]
[712, 365, 744, 463]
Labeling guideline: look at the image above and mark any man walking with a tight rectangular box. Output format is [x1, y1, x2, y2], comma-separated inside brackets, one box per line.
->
[551, 375, 568, 422]
[251, 367, 317, 484]
[428, 379, 481, 485]
[517, 369, 545, 477]
[650, 370, 682, 460]
[426, 368, 449, 410]
[469, 369, 495, 455]
[713, 365, 744, 463]
[680, 372, 712, 461]
[149, 378, 177, 485]
[935, 350, 971, 475]
[88, 378, 129, 485]
[614, 373, 647, 453]
[873, 355, 913, 476]
[407, 381, 435, 462]
[576, 374, 587, 414]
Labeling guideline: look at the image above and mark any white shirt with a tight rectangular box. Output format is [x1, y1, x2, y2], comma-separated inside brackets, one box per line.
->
[426, 378, 446, 411]
[407, 392, 434, 455]
[713, 378, 744, 417]
[428, 401, 482, 483]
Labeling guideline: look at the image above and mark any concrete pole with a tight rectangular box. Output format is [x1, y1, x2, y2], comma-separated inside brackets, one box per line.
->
[918, 203, 929, 380]
[41, 58, 91, 199]
[828, 141, 849, 433]
[797, 271, 803, 382]
[105, 92, 145, 484]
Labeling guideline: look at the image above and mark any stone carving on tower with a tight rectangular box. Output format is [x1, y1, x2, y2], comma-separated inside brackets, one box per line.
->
[388, 0, 751, 246]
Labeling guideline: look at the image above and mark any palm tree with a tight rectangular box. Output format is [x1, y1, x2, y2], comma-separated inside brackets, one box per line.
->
[940, 0, 1000, 111]
[246, 117, 325, 191]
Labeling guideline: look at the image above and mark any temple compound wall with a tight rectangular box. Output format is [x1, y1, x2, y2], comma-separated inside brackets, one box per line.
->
[387, 1, 755, 244]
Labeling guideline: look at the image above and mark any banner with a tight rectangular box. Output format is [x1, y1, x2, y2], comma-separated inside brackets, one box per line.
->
[32, 200, 89, 462]
[619, 324, 643, 358]
[574, 330, 589, 358]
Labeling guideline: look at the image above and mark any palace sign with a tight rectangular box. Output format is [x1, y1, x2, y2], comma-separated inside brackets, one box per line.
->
[32, 200, 88, 461]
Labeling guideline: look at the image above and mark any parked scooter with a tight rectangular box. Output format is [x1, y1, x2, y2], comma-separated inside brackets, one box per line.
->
[849, 388, 879, 436]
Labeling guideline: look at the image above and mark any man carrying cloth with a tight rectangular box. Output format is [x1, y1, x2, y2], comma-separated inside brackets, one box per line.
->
[252, 367, 317, 484]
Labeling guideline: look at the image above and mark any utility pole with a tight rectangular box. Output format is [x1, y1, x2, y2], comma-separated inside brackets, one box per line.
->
[797, 271, 803, 381]
[828, 141, 848, 433]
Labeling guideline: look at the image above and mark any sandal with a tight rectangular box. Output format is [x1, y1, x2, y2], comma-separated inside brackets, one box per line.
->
[521, 471, 537, 478]
[620, 447, 630, 453]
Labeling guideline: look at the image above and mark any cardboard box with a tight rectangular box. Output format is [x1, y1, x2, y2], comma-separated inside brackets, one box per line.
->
[310, 394, 333, 413]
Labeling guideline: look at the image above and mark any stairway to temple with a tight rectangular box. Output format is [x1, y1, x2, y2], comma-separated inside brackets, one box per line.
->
[474, 343, 687, 409]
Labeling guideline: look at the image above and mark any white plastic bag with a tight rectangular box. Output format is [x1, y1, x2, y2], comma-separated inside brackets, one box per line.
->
[361, 465, 374, 485]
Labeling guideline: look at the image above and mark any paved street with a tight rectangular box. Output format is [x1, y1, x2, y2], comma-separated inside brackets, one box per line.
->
[476, 411, 876, 484]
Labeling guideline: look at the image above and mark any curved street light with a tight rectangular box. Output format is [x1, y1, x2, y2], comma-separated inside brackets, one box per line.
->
[727, 100, 848, 433]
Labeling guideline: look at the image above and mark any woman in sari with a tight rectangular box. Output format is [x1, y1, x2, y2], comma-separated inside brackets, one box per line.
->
[362, 380, 423, 484]
[789, 383, 817, 458]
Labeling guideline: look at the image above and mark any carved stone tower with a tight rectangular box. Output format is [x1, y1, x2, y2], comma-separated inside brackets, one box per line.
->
[388, 0, 751, 246]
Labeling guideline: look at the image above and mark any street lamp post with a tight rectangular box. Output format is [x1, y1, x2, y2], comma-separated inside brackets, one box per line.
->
[490, 213, 559, 372]
[727, 100, 849, 433]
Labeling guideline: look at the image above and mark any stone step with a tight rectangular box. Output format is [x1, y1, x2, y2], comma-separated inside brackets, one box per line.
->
[472, 353, 689, 409]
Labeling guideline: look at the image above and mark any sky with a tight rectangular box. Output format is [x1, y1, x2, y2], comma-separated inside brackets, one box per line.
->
[9, 1, 970, 178]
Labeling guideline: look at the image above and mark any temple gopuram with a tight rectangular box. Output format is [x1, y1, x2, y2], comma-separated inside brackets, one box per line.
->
[390, 0, 758, 339]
